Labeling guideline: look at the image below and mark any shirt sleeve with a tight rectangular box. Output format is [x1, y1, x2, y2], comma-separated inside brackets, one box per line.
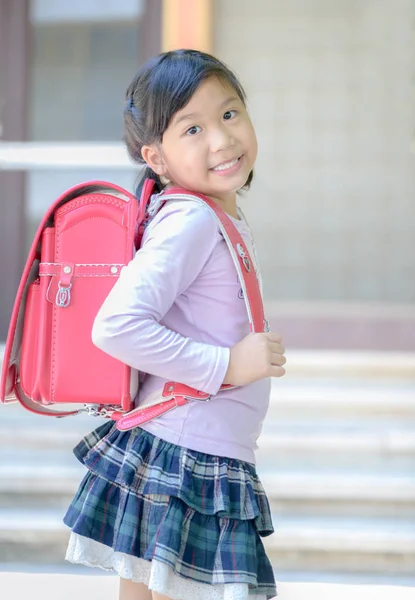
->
[91, 200, 230, 395]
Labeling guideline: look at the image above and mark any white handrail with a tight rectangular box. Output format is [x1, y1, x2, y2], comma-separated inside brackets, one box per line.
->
[0, 142, 135, 170]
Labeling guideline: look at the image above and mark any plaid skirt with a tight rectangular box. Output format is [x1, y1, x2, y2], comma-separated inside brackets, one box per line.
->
[63, 421, 277, 599]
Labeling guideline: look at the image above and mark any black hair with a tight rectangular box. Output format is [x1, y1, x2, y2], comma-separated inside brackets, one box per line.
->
[123, 49, 254, 197]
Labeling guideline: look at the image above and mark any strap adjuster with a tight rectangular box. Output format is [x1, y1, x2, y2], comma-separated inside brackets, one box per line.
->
[162, 382, 210, 401]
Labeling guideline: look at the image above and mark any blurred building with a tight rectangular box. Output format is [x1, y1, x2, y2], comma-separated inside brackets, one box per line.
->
[1, 0, 414, 350]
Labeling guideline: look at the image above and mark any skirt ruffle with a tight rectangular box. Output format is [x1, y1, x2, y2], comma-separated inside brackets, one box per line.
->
[66, 533, 270, 600]
[63, 422, 277, 598]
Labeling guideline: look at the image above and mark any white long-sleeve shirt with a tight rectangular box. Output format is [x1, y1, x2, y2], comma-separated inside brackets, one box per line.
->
[92, 197, 271, 464]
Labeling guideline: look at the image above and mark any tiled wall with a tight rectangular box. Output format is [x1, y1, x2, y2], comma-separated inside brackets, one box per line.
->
[213, 0, 415, 304]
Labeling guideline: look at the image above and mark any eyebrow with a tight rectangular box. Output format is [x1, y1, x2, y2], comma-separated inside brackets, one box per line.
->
[173, 96, 240, 127]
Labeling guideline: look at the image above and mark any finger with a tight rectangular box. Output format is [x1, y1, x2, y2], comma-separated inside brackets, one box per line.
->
[268, 365, 286, 378]
[265, 332, 282, 344]
[270, 353, 287, 367]
[269, 341, 285, 355]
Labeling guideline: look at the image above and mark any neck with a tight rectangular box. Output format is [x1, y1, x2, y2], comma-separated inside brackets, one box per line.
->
[165, 184, 238, 219]
[207, 194, 238, 219]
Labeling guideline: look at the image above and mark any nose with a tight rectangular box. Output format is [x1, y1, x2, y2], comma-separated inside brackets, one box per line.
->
[209, 124, 234, 153]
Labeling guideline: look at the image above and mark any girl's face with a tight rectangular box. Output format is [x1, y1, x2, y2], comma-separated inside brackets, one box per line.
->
[144, 76, 257, 212]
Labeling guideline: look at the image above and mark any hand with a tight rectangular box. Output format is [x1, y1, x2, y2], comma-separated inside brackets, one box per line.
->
[223, 332, 286, 387]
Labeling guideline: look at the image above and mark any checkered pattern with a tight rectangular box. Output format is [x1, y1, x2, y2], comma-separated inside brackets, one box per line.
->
[64, 423, 277, 597]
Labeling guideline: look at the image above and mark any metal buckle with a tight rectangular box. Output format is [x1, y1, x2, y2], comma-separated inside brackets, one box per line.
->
[55, 283, 72, 308]
[185, 394, 211, 402]
[84, 404, 112, 418]
[236, 243, 251, 272]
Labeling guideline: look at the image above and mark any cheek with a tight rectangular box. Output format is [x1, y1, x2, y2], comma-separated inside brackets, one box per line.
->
[246, 124, 258, 160]
[239, 116, 257, 147]
[164, 141, 207, 179]
[178, 141, 208, 166]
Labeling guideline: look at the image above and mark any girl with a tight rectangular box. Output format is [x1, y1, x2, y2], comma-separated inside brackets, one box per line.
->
[64, 49, 286, 600]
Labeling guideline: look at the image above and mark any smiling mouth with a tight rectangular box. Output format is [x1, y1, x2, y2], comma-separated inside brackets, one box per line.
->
[211, 156, 242, 171]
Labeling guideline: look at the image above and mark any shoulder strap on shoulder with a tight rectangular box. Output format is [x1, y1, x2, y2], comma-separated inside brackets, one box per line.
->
[158, 187, 267, 334]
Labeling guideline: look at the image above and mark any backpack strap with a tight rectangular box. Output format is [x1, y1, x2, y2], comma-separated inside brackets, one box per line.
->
[158, 187, 267, 333]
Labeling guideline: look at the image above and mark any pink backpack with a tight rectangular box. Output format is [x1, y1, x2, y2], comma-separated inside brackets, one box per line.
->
[0, 179, 265, 431]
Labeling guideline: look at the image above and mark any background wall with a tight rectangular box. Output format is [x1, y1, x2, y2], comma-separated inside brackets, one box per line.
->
[214, 0, 415, 305]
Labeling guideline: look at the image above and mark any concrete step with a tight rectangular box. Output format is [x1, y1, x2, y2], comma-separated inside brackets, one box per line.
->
[0, 509, 69, 563]
[2, 463, 414, 502]
[263, 470, 415, 518]
[261, 470, 415, 503]
[257, 423, 415, 471]
[262, 470, 415, 519]
[1, 347, 414, 582]
[267, 516, 415, 575]
[260, 424, 415, 454]
[0, 426, 92, 452]
[2, 419, 414, 473]
[0, 509, 413, 575]
[268, 380, 415, 420]
[283, 351, 415, 380]
[1, 571, 415, 600]
[1, 462, 414, 518]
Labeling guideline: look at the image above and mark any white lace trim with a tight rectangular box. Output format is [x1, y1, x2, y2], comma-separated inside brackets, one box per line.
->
[66, 533, 270, 600]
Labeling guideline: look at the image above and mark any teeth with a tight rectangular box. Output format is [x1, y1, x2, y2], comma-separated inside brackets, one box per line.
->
[212, 158, 238, 171]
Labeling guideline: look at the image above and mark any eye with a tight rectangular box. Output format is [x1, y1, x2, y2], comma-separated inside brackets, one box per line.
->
[186, 125, 202, 136]
[223, 110, 237, 121]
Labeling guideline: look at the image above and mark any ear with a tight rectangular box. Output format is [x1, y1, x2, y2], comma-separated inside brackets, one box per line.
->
[141, 144, 167, 176]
